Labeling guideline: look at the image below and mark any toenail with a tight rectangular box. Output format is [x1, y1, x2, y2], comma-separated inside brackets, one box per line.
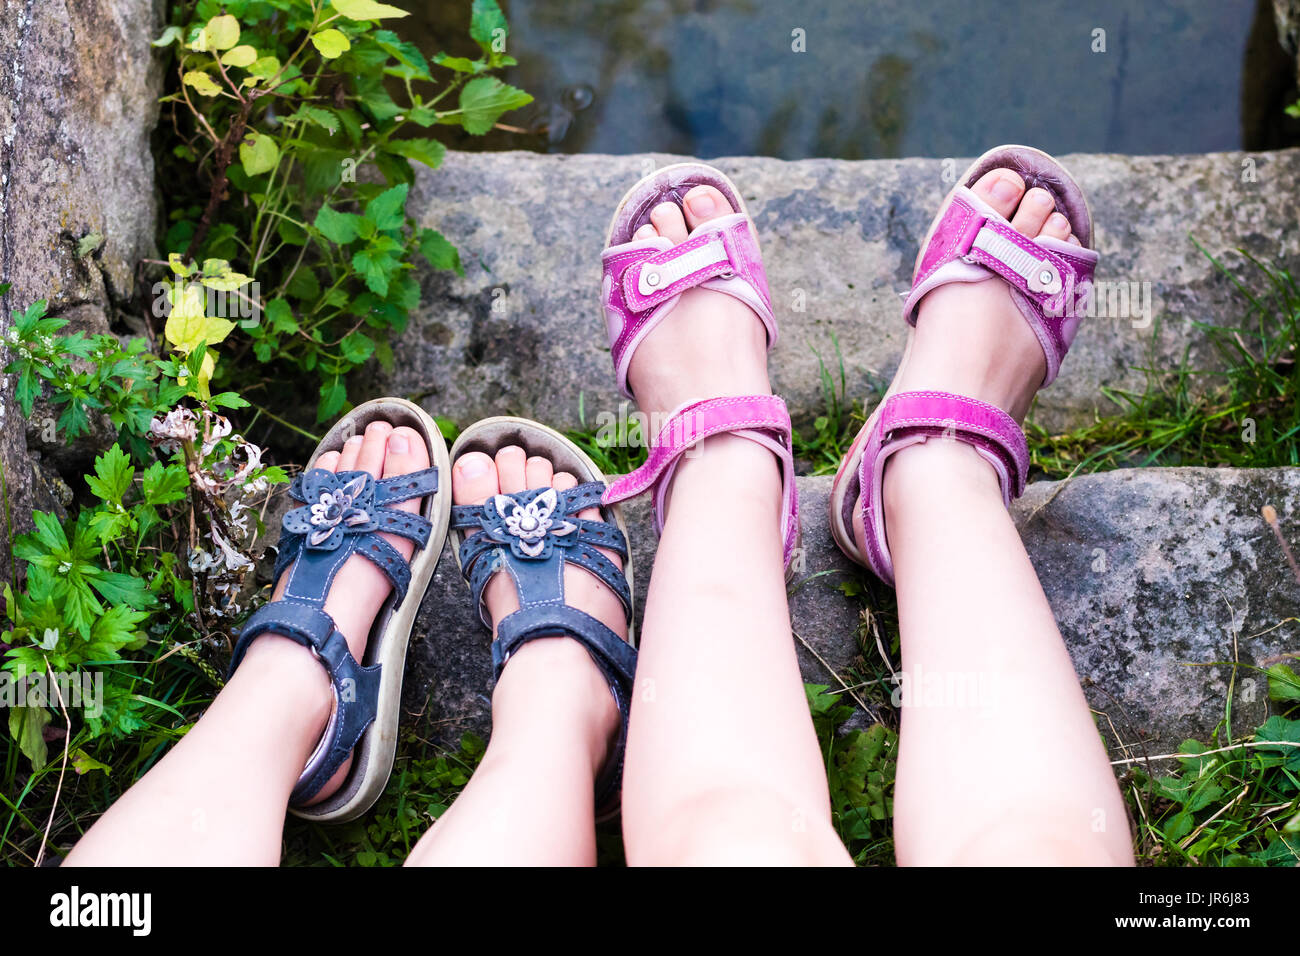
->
[991, 177, 1019, 203]
[346, 435, 363, 446]
[1048, 212, 1069, 230]
[389, 433, 408, 454]
[686, 191, 716, 217]
[1032, 190, 1052, 207]
[457, 455, 489, 478]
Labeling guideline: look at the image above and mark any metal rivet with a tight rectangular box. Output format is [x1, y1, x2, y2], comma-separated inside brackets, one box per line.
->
[644, 271, 661, 288]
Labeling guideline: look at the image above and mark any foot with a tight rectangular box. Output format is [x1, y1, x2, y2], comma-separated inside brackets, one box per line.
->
[850, 169, 1081, 555]
[242, 419, 430, 802]
[450, 446, 627, 775]
[625, 186, 773, 417]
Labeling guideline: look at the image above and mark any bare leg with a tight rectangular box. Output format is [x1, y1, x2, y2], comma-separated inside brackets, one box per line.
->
[405, 448, 626, 866]
[851, 169, 1134, 865]
[617, 187, 852, 865]
[67, 422, 432, 865]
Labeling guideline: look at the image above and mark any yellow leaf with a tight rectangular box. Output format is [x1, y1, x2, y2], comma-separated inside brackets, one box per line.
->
[311, 28, 351, 59]
[183, 70, 223, 97]
[167, 252, 194, 277]
[221, 45, 258, 67]
[164, 282, 236, 353]
[201, 14, 240, 51]
[331, 0, 409, 19]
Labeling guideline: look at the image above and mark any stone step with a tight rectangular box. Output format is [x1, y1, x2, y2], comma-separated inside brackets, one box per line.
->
[403, 466, 1299, 757]
[369, 148, 1300, 435]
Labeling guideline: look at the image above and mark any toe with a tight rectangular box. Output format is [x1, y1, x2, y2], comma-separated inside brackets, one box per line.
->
[969, 168, 1026, 220]
[337, 434, 364, 471]
[1010, 187, 1055, 237]
[315, 450, 341, 473]
[649, 201, 689, 244]
[1067, 233, 1082, 246]
[452, 451, 498, 508]
[494, 445, 527, 494]
[633, 222, 658, 241]
[356, 420, 393, 478]
[525, 455, 553, 490]
[1040, 211, 1072, 242]
[682, 184, 734, 231]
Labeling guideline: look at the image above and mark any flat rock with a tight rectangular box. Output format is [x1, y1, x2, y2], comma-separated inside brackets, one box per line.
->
[369, 148, 1300, 438]
[401, 466, 1300, 756]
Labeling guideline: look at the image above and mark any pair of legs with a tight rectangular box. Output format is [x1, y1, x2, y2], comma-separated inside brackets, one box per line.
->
[67, 169, 1130, 866]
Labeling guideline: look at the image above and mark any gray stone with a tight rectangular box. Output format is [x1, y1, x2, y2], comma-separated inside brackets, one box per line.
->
[372, 148, 1300, 439]
[0, 0, 164, 580]
[400, 466, 1298, 756]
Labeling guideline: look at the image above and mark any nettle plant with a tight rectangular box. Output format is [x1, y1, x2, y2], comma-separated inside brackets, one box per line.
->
[154, 0, 531, 420]
[2, 296, 285, 771]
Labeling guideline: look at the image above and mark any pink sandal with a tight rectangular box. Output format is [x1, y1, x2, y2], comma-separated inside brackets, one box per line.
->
[829, 145, 1100, 585]
[597, 163, 799, 570]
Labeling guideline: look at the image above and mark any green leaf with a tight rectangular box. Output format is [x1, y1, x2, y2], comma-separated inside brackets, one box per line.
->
[86, 569, 156, 609]
[265, 297, 297, 333]
[456, 76, 532, 135]
[1267, 663, 1300, 702]
[221, 44, 258, 67]
[433, 52, 481, 75]
[142, 461, 189, 506]
[318, 379, 348, 421]
[314, 205, 362, 244]
[363, 183, 409, 231]
[331, 0, 410, 20]
[351, 247, 396, 297]
[239, 130, 279, 176]
[183, 70, 223, 97]
[290, 105, 340, 134]
[86, 444, 134, 505]
[417, 228, 462, 275]
[385, 137, 445, 170]
[76, 233, 104, 257]
[311, 28, 351, 59]
[469, 0, 508, 57]
[9, 706, 49, 770]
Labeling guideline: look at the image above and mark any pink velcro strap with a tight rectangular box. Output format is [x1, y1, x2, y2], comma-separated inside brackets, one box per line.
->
[603, 394, 800, 567]
[879, 391, 1029, 499]
[856, 390, 1029, 587]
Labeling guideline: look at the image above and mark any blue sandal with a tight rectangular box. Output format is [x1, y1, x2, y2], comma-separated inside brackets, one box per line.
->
[449, 417, 638, 819]
[229, 397, 452, 823]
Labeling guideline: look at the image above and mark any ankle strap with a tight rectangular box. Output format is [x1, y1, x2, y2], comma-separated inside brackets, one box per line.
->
[602, 394, 799, 567]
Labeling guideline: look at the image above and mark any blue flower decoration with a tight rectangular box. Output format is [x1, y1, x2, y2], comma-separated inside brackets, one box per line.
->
[482, 487, 578, 561]
[283, 469, 378, 551]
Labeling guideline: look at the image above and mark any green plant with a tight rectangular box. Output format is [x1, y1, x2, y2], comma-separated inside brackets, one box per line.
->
[1122, 662, 1300, 866]
[806, 683, 897, 865]
[1, 299, 285, 861]
[154, 0, 531, 420]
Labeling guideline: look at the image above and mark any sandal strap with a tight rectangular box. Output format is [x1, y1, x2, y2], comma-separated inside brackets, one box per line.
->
[231, 463, 439, 806]
[229, 600, 382, 805]
[602, 394, 800, 567]
[858, 390, 1029, 586]
[903, 186, 1099, 386]
[453, 480, 637, 814]
[601, 212, 777, 399]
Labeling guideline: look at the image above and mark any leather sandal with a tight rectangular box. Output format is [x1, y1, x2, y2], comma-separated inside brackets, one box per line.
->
[829, 144, 1100, 585]
[448, 417, 638, 820]
[229, 397, 452, 822]
[598, 162, 800, 570]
